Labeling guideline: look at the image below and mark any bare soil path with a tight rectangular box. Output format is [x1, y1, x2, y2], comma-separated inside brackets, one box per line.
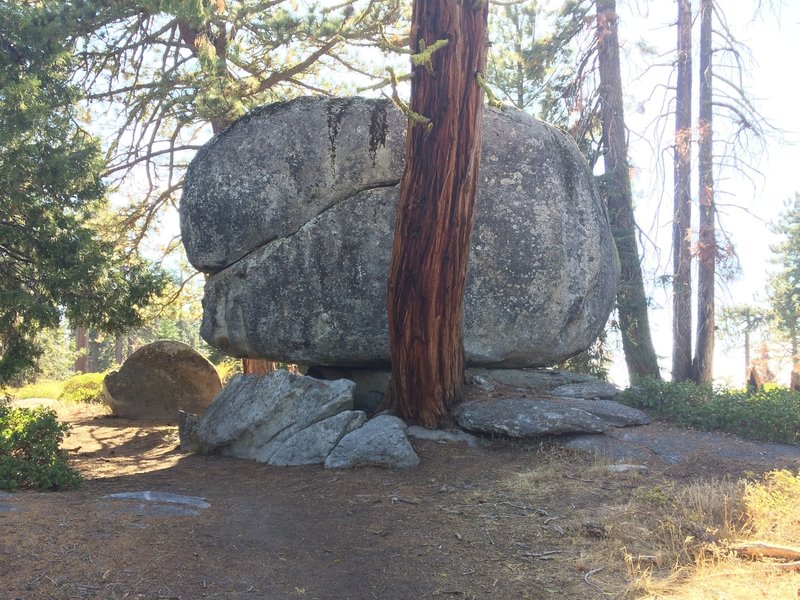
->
[2, 399, 799, 599]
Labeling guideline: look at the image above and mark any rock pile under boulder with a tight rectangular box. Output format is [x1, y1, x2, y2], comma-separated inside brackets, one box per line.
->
[186, 369, 650, 469]
[193, 370, 420, 469]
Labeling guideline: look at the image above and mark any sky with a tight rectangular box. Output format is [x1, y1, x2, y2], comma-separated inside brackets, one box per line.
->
[600, 2, 800, 386]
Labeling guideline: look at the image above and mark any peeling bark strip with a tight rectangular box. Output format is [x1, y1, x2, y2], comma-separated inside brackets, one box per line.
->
[672, 0, 693, 382]
[386, 0, 489, 427]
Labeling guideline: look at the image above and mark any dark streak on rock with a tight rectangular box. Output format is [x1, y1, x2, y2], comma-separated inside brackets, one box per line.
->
[327, 98, 353, 176]
[368, 101, 389, 167]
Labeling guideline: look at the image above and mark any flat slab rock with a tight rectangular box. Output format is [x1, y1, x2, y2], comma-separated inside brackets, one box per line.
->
[550, 381, 622, 399]
[101, 491, 211, 517]
[453, 396, 649, 438]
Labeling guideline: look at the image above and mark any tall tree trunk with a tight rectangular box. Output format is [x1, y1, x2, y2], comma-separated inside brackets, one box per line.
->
[386, 0, 489, 427]
[74, 326, 88, 373]
[693, 0, 715, 384]
[672, 0, 693, 382]
[596, 0, 660, 382]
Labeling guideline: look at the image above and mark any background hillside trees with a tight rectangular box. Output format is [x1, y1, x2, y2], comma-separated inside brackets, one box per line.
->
[769, 192, 800, 364]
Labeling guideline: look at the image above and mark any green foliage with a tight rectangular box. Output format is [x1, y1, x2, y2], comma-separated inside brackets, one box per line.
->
[0, 1, 167, 385]
[0, 401, 82, 491]
[555, 330, 611, 381]
[768, 192, 800, 358]
[59, 372, 106, 404]
[621, 378, 800, 445]
[5, 379, 64, 401]
[213, 356, 242, 385]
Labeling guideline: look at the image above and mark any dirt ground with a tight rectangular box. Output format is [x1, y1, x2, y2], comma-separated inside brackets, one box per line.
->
[2, 399, 799, 600]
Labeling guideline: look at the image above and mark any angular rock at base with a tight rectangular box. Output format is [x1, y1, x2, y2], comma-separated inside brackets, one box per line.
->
[185, 97, 619, 369]
[195, 370, 356, 465]
[454, 398, 609, 437]
[178, 410, 200, 452]
[325, 415, 419, 469]
[103, 341, 222, 420]
[550, 381, 622, 399]
[268, 410, 366, 466]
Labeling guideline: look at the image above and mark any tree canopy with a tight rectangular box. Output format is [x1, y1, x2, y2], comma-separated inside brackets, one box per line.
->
[0, 1, 166, 384]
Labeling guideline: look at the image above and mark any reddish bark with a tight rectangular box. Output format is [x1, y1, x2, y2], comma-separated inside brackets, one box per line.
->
[386, 0, 489, 427]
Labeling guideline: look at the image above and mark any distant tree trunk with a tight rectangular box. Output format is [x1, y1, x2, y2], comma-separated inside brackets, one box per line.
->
[693, 0, 715, 384]
[242, 358, 277, 376]
[744, 328, 751, 383]
[385, 0, 490, 427]
[114, 336, 124, 365]
[87, 329, 100, 372]
[596, 0, 660, 382]
[672, 0, 693, 382]
[74, 326, 88, 373]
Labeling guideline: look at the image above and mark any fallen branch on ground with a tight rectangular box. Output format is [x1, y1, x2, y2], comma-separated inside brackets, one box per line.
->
[730, 542, 800, 561]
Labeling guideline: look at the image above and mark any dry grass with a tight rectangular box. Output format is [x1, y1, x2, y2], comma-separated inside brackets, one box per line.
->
[502, 455, 800, 599]
[623, 470, 800, 599]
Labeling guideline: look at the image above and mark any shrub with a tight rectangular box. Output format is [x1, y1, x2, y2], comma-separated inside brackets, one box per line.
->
[0, 400, 82, 491]
[215, 357, 242, 385]
[621, 378, 800, 445]
[59, 372, 106, 404]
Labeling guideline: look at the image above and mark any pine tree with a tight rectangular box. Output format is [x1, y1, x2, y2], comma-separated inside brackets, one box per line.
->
[0, 1, 166, 384]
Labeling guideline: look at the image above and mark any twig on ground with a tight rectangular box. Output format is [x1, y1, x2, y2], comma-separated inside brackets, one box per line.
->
[583, 566, 608, 595]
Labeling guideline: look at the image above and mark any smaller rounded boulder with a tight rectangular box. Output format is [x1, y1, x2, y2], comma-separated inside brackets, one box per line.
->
[103, 341, 222, 420]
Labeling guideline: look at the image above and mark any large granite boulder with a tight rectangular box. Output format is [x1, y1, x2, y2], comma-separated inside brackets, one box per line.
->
[181, 96, 619, 368]
[103, 341, 221, 419]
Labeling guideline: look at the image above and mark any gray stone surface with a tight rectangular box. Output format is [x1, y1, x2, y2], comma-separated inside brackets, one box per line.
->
[546, 397, 651, 427]
[550, 381, 622, 399]
[558, 433, 652, 462]
[195, 371, 358, 465]
[267, 410, 366, 466]
[103, 491, 211, 508]
[406, 426, 481, 448]
[454, 398, 609, 438]
[183, 96, 619, 369]
[325, 415, 419, 469]
[101, 491, 211, 517]
[468, 369, 599, 391]
[103, 341, 222, 420]
[604, 464, 649, 474]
